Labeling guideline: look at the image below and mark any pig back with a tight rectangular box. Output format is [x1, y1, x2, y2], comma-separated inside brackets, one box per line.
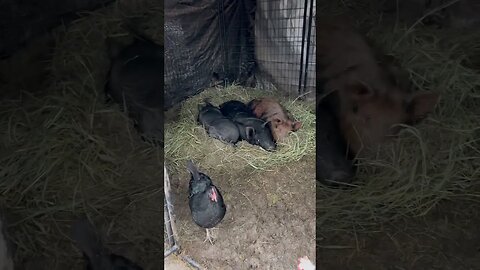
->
[198, 104, 224, 126]
[316, 102, 355, 184]
[107, 39, 164, 111]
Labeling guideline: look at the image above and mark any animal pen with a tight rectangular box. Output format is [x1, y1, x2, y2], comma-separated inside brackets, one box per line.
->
[0, 0, 315, 268]
[0, 0, 479, 269]
[164, 0, 316, 269]
[164, 0, 316, 108]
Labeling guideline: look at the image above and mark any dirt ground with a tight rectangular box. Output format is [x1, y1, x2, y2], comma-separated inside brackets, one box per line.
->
[166, 156, 316, 270]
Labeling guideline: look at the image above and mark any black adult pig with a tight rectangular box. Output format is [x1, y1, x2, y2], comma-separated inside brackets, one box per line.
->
[197, 100, 240, 145]
[105, 34, 163, 145]
[317, 102, 356, 186]
[219, 100, 276, 151]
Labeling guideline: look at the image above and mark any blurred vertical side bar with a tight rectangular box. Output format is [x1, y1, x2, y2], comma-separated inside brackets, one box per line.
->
[164, 165, 179, 257]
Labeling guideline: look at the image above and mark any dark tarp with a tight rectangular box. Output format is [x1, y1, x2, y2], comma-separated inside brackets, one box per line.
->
[164, 0, 256, 109]
[164, 0, 316, 109]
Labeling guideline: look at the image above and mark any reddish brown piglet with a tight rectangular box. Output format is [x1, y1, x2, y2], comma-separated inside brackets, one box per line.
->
[331, 83, 440, 155]
[248, 97, 302, 142]
[317, 15, 440, 155]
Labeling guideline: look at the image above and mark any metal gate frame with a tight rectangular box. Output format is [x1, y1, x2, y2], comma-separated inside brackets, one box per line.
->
[164, 165, 202, 269]
[164, 165, 179, 257]
[216, 0, 316, 96]
[298, 0, 315, 97]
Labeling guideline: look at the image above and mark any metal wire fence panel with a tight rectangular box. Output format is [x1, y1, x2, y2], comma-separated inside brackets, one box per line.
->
[164, 0, 315, 107]
[253, 0, 316, 98]
[164, 165, 202, 269]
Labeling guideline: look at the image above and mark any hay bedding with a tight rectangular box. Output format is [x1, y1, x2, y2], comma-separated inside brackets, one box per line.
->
[316, 0, 480, 235]
[164, 85, 316, 174]
[0, 1, 164, 269]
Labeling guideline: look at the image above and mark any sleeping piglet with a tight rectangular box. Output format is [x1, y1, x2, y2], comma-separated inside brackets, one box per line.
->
[248, 97, 302, 142]
[219, 100, 276, 151]
[197, 100, 240, 145]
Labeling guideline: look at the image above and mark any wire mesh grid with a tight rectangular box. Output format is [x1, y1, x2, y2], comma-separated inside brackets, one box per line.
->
[165, 0, 315, 104]
[251, 0, 316, 97]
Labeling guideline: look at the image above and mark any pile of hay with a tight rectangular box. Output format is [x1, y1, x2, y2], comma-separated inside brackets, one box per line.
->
[0, 1, 163, 268]
[164, 85, 316, 176]
[316, 1, 480, 233]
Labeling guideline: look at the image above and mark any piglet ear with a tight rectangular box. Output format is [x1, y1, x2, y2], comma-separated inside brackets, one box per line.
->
[292, 121, 302, 131]
[409, 92, 440, 123]
[245, 126, 255, 140]
[248, 99, 260, 109]
[346, 81, 374, 100]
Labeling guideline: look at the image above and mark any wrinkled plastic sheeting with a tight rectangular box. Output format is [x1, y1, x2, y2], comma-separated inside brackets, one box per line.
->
[164, 0, 256, 109]
[255, 0, 316, 97]
[164, 17, 214, 110]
